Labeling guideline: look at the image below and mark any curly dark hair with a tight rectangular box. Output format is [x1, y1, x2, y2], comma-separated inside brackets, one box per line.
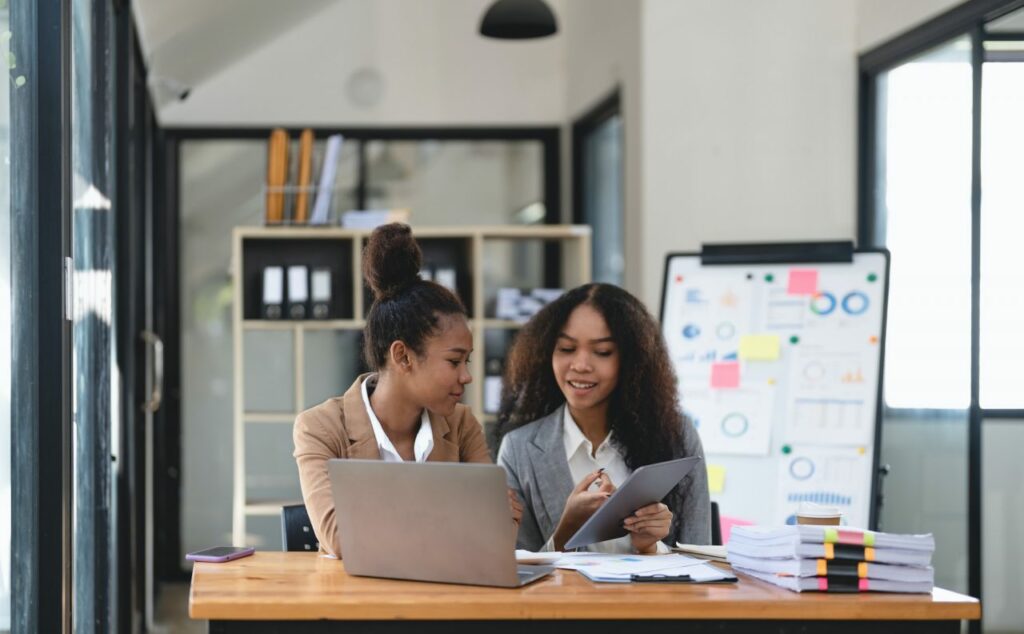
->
[496, 283, 690, 539]
[362, 223, 466, 370]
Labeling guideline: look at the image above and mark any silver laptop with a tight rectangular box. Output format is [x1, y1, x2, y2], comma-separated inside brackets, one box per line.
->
[327, 459, 554, 588]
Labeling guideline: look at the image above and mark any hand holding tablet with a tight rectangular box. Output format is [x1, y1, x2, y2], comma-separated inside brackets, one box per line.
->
[564, 457, 702, 550]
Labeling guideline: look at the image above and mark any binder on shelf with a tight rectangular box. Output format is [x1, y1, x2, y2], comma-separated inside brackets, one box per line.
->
[261, 266, 284, 319]
[292, 129, 314, 225]
[287, 265, 309, 320]
[310, 134, 344, 225]
[265, 128, 289, 225]
[311, 267, 332, 320]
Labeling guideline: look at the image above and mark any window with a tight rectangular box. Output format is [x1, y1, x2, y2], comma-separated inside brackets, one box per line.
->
[574, 93, 624, 285]
[979, 34, 1024, 409]
[872, 38, 973, 409]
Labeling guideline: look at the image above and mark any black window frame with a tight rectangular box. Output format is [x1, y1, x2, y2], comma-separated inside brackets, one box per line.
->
[156, 125, 561, 580]
[858, 1, 1024, 629]
[10, 0, 74, 632]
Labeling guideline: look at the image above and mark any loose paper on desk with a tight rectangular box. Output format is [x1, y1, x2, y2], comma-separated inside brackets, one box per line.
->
[554, 553, 733, 583]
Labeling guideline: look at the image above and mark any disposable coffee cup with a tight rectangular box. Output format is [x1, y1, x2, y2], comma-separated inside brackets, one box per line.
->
[796, 502, 842, 526]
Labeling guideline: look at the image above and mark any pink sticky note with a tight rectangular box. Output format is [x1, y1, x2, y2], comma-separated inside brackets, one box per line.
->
[710, 362, 740, 389]
[720, 515, 755, 545]
[787, 268, 819, 295]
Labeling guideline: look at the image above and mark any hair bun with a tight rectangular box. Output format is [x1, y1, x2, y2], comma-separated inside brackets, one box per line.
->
[363, 223, 422, 300]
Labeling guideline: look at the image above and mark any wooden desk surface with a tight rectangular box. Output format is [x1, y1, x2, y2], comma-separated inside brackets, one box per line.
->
[189, 552, 980, 622]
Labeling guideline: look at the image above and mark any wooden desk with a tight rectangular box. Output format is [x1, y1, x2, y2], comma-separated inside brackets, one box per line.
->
[189, 552, 980, 634]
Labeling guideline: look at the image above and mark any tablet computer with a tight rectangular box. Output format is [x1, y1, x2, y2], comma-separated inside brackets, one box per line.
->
[563, 456, 702, 550]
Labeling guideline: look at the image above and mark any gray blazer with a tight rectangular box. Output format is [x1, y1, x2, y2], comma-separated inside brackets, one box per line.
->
[497, 405, 711, 551]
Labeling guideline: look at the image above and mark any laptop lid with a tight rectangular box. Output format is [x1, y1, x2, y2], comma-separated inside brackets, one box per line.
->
[328, 460, 520, 587]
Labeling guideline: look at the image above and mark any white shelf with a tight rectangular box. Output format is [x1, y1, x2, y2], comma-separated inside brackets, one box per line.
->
[232, 224, 591, 545]
[242, 319, 365, 330]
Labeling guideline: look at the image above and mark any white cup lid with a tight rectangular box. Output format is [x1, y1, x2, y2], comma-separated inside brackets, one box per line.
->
[797, 501, 841, 518]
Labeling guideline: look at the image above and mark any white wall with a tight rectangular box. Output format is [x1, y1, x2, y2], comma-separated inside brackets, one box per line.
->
[155, 0, 566, 126]
[638, 0, 859, 310]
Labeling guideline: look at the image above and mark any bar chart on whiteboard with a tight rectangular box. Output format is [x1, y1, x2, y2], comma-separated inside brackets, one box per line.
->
[660, 250, 889, 533]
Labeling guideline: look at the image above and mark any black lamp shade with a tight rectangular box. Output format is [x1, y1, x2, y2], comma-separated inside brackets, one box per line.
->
[479, 0, 558, 39]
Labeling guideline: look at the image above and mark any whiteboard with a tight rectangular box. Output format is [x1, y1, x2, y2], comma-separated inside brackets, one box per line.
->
[659, 250, 889, 531]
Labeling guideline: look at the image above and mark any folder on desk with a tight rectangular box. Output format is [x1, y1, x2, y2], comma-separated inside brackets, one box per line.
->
[262, 266, 284, 320]
[287, 265, 309, 320]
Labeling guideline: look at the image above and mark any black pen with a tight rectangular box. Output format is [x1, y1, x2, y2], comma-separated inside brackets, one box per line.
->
[631, 574, 692, 583]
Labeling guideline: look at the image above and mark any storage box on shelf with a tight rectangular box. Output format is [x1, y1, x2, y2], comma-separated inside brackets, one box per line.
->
[231, 224, 591, 544]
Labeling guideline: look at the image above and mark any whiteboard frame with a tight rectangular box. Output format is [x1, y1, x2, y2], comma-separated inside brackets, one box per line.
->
[659, 246, 891, 530]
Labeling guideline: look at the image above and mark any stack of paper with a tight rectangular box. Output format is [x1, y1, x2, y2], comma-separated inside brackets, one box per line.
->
[552, 552, 735, 584]
[727, 525, 935, 593]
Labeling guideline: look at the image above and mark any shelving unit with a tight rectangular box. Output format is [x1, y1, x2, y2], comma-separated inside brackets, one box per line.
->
[231, 224, 591, 544]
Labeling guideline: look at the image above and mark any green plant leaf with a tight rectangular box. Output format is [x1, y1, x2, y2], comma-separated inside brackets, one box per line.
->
[15, 75, 26, 87]
[5, 51, 14, 70]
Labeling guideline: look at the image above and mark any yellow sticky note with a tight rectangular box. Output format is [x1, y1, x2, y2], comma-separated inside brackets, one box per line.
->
[707, 464, 726, 494]
[739, 334, 780, 361]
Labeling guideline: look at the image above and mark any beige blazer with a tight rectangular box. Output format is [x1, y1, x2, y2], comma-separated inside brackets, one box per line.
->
[293, 373, 491, 557]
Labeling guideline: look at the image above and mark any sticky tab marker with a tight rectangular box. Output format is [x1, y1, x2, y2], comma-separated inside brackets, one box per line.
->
[739, 334, 780, 361]
[707, 464, 726, 493]
[787, 268, 819, 295]
[863, 531, 876, 547]
[816, 559, 827, 576]
[864, 547, 875, 562]
[710, 362, 740, 389]
[824, 527, 839, 543]
[817, 578, 829, 591]
[858, 578, 870, 591]
[858, 562, 868, 578]
[824, 543, 834, 559]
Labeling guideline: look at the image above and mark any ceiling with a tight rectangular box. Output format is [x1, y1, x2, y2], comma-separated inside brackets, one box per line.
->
[132, 0, 337, 105]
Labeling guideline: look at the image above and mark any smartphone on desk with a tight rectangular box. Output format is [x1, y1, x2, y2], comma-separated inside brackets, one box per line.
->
[186, 546, 255, 563]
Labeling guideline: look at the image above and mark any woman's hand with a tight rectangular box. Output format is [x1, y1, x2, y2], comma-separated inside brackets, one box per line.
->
[551, 469, 615, 551]
[508, 488, 523, 527]
[624, 502, 673, 554]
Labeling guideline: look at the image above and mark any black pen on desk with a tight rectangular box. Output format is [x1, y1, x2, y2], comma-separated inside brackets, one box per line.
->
[631, 574, 692, 583]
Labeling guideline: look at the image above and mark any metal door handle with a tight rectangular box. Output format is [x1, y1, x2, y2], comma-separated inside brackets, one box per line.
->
[141, 330, 163, 413]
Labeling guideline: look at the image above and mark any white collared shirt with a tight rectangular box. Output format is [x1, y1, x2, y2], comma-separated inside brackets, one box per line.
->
[544, 407, 669, 554]
[360, 377, 433, 462]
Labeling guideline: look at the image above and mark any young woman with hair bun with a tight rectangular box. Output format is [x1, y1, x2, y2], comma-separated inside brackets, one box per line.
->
[293, 223, 521, 557]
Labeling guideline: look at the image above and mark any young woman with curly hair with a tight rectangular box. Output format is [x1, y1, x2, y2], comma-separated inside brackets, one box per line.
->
[496, 283, 710, 553]
[293, 223, 521, 557]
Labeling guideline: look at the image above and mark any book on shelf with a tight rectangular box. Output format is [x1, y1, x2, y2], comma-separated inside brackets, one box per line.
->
[310, 134, 344, 225]
[265, 128, 289, 225]
[292, 129, 314, 225]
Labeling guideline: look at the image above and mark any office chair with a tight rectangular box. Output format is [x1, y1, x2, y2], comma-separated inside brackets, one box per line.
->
[281, 503, 320, 552]
[711, 501, 722, 546]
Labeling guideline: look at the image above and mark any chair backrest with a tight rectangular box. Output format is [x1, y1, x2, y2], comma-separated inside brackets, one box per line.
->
[710, 501, 722, 546]
[281, 504, 320, 552]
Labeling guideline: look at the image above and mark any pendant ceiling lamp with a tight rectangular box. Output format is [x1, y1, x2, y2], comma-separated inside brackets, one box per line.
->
[479, 0, 558, 39]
